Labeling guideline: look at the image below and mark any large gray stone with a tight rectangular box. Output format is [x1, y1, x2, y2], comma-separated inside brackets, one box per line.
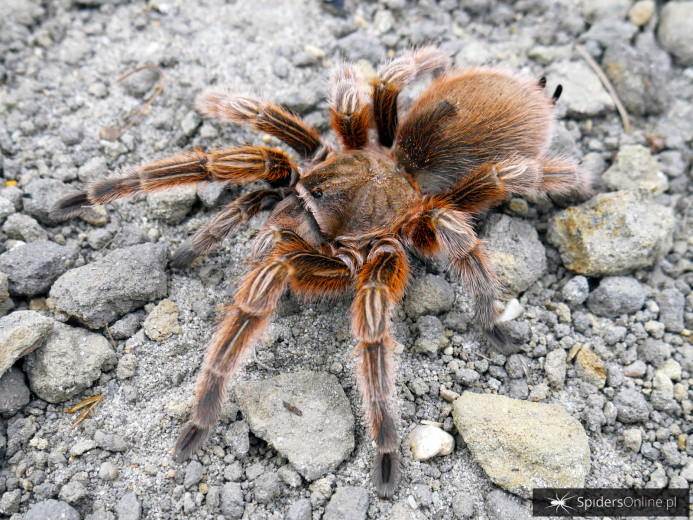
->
[0, 240, 79, 296]
[453, 392, 590, 499]
[0, 367, 30, 417]
[323, 486, 369, 520]
[49, 243, 168, 328]
[658, 2, 693, 66]
[0, 310, 55, 379]
[602, 145, 668, 194]
[24, 322, 116, 403]
[23, 500, 79, 520]
[587, 277, 646, 317]
[483, 214, 546, 296]
[404, 274, 455, 318]
[602, 43, 670, 116]
[234, 371, 354, 481]
[545, 61, 614, 117]
[548, 190, 674, 276]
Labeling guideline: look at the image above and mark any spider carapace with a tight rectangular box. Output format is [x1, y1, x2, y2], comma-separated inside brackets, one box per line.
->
[51, 46, 591, 497]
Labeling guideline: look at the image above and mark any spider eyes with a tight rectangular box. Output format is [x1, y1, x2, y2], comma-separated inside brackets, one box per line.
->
[312, 189, 323, 198]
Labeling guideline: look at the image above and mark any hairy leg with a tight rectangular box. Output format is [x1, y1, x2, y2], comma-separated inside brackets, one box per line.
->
[351, 238, 409, 497]
[174, 231, 353, 460]
[195, 91, 322, 157]
[401, 201, 517, 354]
[50, 145, 296, 220]
[172, 188, 287, 267]
[328, 64, 371, 150]
[540, 156, 593, 198]
[371, 46, 451, 147]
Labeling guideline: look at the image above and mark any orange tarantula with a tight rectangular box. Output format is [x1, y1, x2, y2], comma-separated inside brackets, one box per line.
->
[52, 46, 591, 497]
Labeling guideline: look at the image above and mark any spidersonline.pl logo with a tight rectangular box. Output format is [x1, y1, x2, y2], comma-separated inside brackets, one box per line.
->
[532, 488, 690, 517]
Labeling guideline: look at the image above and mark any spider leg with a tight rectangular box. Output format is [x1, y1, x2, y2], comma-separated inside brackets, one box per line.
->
[174, 231, 353, 460]
[351, 238, 409, 497]
[195, 91, 322, 158]
[328, 64, 371, 150]
[50, 145, 296, 220]
[371, 46, 451, 147]
[539, 156, 593, 198]
[171, 188, 286, 267]
[401, 202, 517, 354]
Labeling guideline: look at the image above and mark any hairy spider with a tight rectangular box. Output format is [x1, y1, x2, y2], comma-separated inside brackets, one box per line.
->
[51, 46, 591, 497]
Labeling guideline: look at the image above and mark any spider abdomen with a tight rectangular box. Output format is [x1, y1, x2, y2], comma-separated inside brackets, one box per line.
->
[395, 67, 556, 194]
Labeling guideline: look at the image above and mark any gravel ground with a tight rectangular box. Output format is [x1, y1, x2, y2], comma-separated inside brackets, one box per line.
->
[1, 0, 693, 519]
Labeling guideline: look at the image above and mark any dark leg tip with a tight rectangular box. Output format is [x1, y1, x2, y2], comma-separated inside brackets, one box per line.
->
[170, 242, 198, 268]
[373, 452, 400, 498]
[484, 322, 520, 355]
[49, 191, 92, 221]
[173, 423, 209, 462]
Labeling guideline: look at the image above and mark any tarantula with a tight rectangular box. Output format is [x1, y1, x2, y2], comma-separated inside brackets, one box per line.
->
[52, 46, 591, 497]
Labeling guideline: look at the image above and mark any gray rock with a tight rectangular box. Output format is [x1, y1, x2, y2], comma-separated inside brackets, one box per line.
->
[452, 492, 476, 519]
[94, 430, 129, 452]
[658, 2, 693, 66]
[24, 322, 116, 403]
[98, 461, 118, 481]
[86, 228, 112, 250]
[5, 0, 45, 26]
[613, 388, 650, 423]
[485, 490, 531, 520]
[116, 492, 141, 520]
[548, 190, 674, 276]
[337, 32, 385, 63]
[22, 178, 80, 225]
[413, 315, 445, 354]
[2, 213, 48, 242]
[602, 145, 668, 194]
[483, 214, 546, 295]
[404, 274, 455, 317]
[0, 272, 8, 303]
[587, 276, 646, 317]
[278, 465, 302, 488]
[545, 61, 614, 117]
[220, 482, 244, 519]
[0, 196, 14, 226]
[323, 486, 369, 520]
[602, 44, 670, 116]
[146, 191, 197, 225]
[0, 489, 21, 515]
[583, 19, 638, 48]
[0, 367, 30, 417]
[58, 481, 87, 504]
[0, 240, 79, 296]
[116, 353, 138, 380]
[184, 460, 204, 489]
[78, 156, 107, 184]
[286, 498, 312, 520]
[389, 502, 428, 520]
[455, 368, 480, 386]
[561, 276, 589, 305]
[85, 511, 116, 520]
[23, 500, 79, 520]
[638, 339, 671, 367]
[656, 288, 684, 332]
[109, 311, 144, 339]
[544, 348, 567, 389]
[49, 243, 168, 328]
[234, 371, 354, 481]
[453, 392, 590, 498]
[0, 310, 55, 379]
[582, 0, 631, 21]
[223, 420, 250, 458]
[254, 471, 280, 504]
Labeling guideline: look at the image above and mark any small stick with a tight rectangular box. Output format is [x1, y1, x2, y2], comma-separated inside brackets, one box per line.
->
[574, 44, 631, 134]
[101, 64, 167, 141]
[282, 401, 303, 416]
[66, 396, 103, 430]
[104, 323, 117, 350]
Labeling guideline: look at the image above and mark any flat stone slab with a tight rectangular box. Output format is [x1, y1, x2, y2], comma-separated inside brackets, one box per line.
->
[0, 310, 55, 380]
[234, 371, 354, 481]
[453, 392, 590, 499]
[49, 243, 168, 328]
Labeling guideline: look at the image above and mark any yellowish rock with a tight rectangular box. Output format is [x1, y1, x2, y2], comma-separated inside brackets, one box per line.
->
[144, 299, 181, 341]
